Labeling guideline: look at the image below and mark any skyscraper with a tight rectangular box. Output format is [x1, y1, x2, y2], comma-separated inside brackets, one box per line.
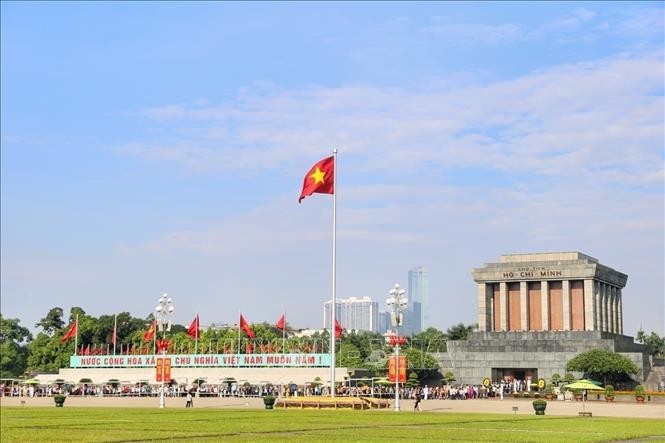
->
[323, 297, 379, 332]
[408, 266, 430, 331]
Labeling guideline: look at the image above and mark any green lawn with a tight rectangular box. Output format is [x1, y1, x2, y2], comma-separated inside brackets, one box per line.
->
[1, 407, 664, 442]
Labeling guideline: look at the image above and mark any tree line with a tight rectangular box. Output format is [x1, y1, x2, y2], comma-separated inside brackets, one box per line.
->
[0, 306, 478, 380]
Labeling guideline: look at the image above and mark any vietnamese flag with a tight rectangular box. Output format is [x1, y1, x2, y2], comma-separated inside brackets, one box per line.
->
[239, 314, 255, 339]
[334, 319, 343, 339]
[298, 156, 334, 203]
[187, 314, 200, 339]
[60, 321, 78, 343]
[275, 314, 286, 331]
[143, 321, 156, 341]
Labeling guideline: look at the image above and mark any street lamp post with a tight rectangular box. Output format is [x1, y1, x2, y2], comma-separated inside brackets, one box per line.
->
[155, 293, 174, 409]
[386, 283, 408, 412]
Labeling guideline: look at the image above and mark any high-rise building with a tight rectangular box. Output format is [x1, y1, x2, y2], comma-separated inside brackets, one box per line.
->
[408, 266, 430, 331]
[323, 297, 379, 332]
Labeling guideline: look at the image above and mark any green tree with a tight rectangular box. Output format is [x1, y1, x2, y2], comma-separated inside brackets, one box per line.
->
[445, 323, 476, 341]
[443, 371, 456, 385]
[636, 328, 665, 369]
[411, 327, 448, 352]
[336, 342, 364, 368]
[0, 315, 33, 377]
[566, 349, 638, 385]
[35, 307, 65, 336]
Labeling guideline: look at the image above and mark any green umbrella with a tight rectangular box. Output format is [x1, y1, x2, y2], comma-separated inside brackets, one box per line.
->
[22, 379, 40, 385]
[564, 379, 605, 391]
[564, 379, 604, 411]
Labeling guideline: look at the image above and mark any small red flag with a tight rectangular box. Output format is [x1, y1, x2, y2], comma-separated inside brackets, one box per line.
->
[83, 344, 90, 355]
[239, 314, 255, 339]
[334, 319, 343, 339]
[275, 314, 286, 331]
[298, 156, 334, 203]
[143, 321, 156, 341]
[187, 314, 200, 339]
[60, 321, 78, 343]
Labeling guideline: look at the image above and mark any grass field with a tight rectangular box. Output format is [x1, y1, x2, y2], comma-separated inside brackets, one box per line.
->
[1, 407, 664, 442]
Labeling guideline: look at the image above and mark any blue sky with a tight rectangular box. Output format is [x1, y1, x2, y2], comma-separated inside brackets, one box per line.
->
[2, 2, 663, 336]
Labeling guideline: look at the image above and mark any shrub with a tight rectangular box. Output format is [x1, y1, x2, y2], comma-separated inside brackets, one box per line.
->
[634, 385, 645, 396]
[605, 385, 615, 396]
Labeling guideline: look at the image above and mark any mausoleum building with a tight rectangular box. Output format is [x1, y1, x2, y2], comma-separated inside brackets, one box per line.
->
[438, 252, 647, 386]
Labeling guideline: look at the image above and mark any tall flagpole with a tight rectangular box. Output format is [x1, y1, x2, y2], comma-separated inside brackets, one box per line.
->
[195, 314, 199, 355]
[113, 314, 117, 355]
[330, 148, 337, 397]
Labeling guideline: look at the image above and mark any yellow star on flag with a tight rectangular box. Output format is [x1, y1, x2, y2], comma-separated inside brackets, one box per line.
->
[309, 167, 326, 184]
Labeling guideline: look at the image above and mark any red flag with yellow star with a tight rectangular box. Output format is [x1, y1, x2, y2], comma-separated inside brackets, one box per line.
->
[298, 156, 334, 203]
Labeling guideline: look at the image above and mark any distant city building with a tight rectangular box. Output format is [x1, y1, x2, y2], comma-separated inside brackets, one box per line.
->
[408, 266, 430, 331]
[377, 311, 391, 335]
[323, 297, 379, 332]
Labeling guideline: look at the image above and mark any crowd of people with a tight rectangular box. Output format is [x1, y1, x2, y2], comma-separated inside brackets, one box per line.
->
[0, 378, 541, 401]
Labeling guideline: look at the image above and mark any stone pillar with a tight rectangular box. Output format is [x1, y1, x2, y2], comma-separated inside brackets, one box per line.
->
[477, 283, 486, 332]
[610, 286, 617, 334]
[562, 280, 571, 331]
[489, 291, 495, 332]
[583, 279, 594, 331]
[520, 281, 528, 331]
[541, 280, 549, 331]
[594, 281, 601, 331]
[601, 283, 609, 333]
[617, 288, 623, 334]
[499, 282, 507, 332]
[477, 283, 491, 332]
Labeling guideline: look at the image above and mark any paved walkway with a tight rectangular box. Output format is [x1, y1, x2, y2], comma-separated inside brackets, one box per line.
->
[2, 396, 663, 419]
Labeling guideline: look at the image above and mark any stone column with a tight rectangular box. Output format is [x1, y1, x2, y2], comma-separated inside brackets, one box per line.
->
[489, 291, 495, 332]
[617, 288, 623, 334]
[477, 283, 486, 332]
[477, 283, 490, 332]
[610, 286, 617, 334]
[520, 281, 528, 331]
[499, 282, 507, 332]
[541, 280, 549, 331]
[562, 280, 571, 331]
[601, 283, 609, 333]
[583, 279, 594, 331]
[594, 281, 601, 331]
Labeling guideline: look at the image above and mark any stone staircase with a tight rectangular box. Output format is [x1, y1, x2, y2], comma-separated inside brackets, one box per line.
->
[644, 365, 665, 392]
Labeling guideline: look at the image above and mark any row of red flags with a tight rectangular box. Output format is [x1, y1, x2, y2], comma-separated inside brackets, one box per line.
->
[61, 313, 345, 344]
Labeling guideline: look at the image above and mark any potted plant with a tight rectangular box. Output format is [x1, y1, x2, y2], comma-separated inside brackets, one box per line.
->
[53, 394, 66, 407]
[512, 392, 520, 398]
[551, 373, 561, 387]
[544, 385, 554, 401]
[522, 391, 531, 398]
[532, 399, 547, 415]
[634, 385, 646, 403]
[604, 385, 615, 402]
[263, 394, 276, 409]
[573, 389, 583, 402]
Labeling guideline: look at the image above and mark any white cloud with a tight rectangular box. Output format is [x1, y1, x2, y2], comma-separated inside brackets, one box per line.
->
[115, 52, 663, 191]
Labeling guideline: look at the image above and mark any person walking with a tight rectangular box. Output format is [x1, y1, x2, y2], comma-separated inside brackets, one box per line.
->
[186, 391, 193, 408]
[413, 391, 422, 412]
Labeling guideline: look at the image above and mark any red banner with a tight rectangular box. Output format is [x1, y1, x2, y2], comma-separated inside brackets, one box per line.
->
[156, 357, 172, 382]
[388, 355, 407, 383]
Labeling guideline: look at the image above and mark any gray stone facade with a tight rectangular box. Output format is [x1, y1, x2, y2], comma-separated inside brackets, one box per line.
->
[435, 331, 647, 385]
